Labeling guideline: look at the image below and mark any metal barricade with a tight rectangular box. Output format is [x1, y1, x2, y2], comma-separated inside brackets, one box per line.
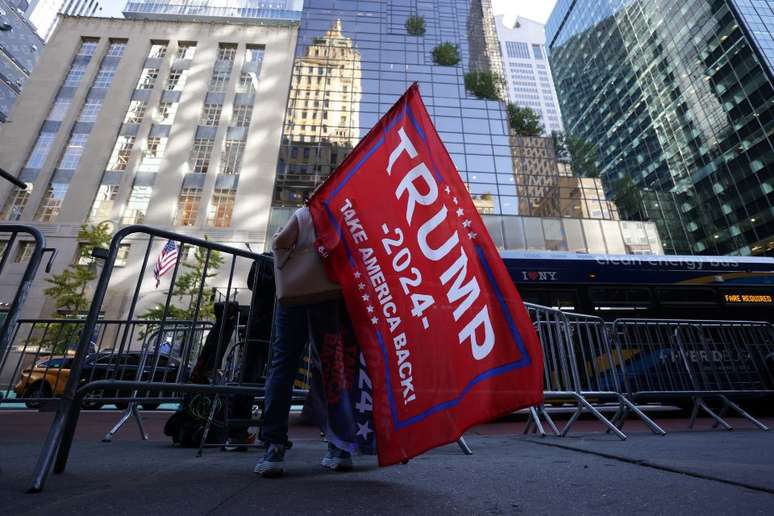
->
[523, 303, 655, 440]
[29, 225, 268, 492]
[610, 319, 773, 431]
[0, 318, 210, 411]
[0, 224, 54, 367]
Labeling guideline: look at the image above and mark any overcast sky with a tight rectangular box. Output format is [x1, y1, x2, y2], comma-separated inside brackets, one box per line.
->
[101, 1, 559, 22]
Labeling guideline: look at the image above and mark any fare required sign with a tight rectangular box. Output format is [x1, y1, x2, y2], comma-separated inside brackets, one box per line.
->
[310, 84, 543, 465]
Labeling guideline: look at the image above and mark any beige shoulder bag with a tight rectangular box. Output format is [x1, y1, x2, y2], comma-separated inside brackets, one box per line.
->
[272, 207, 341, 307]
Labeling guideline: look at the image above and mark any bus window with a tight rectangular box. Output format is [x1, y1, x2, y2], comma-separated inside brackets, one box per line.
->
[589, 287, 652, 311]
[657, 288, 717, 305]
[517, 289, 578, 311]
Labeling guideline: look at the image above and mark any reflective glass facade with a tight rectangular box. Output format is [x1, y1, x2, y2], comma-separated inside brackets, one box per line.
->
[547, 0, 774, 255]
[0, 0, 44, 122]
[271, 0, 516, 215]
[268, 0, 664, 255]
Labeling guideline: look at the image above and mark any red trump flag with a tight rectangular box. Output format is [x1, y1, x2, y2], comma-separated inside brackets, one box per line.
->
[309, 84, 543, 465]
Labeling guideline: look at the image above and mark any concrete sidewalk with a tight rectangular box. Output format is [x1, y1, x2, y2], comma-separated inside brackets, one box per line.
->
[2, 418, 774, 515]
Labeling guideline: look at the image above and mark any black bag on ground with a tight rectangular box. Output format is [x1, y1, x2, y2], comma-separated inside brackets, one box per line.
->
[164, 300, 238, 446]
[163, 394, 226, 447]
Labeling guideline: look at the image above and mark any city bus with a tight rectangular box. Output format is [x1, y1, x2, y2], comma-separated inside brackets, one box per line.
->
[502, 251, 774, 322]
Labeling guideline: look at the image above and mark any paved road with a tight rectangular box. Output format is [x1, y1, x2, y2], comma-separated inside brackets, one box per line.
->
[1, 412, 774, 515]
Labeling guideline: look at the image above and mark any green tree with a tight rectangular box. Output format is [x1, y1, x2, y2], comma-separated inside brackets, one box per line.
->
[405, 15, 426, 36]
[565, 135, 600, 178]
[612, 175, 644, 219]
[141, 240, 223, 322]
[432, 42, 460, 66]
[507, 104, 543, 136]
[464, 71, 502, 100]
[39, 223, 113, 353]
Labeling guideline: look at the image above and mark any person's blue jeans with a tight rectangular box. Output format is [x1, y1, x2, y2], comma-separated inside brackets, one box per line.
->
[260, 299, 342, 445]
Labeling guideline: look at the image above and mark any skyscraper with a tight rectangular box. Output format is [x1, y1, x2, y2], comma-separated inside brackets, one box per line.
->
[0, 0, 44, 123]
[0, 11, 298, 319]
[494, 14, 564, 134]
[547, 0, 774, 256]
[268, 0, 663, 256]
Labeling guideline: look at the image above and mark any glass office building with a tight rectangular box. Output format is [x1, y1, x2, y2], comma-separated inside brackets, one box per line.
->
[268, 0, 664, 255]
[547, 0, 774, 255]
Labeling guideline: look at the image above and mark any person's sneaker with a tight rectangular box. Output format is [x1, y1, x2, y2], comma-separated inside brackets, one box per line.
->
[321, 444, 353, 471]
[254, 443, 286, 477]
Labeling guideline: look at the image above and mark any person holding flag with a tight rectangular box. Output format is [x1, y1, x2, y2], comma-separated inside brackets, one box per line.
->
[255, 203, 363, 478]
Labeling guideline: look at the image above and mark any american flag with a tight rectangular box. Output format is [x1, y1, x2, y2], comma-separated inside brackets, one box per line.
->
[154, 240, 179, 287]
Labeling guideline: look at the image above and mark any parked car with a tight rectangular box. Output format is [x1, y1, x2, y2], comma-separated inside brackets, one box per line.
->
[79, 350, 184, 410]
[14, 351, 183, 410]
[14, 355, 75, 409]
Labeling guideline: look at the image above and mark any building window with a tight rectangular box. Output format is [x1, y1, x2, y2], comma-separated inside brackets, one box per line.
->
[237, 71, 256, 93]
[176, 41, 197, 60]
[175, 187, 202, 226]
[217, 43, 237, 61]
[78, 97, 102, 122]
[245, 45, 264, 64]
[209, 70, 230, 92]
[1, 184, 32, 221]
[122, 184, 152, 224]
[189, 139, 214, 173]
[107, 136, 135, 171]
[138, 137, 167, 172]
[35, 182, 68, 222]
[200, 104, 223, 126]
[63, 64, 87, 87]
[57, 133, 89, 170]
[89, 184, 119, 222]
[77, 39, 99, 57]
[48, 95, 71, 121]
[125, 100, 146, 124]
[156, 102, 178, 123]
[24, 132, 56, 169]
[106, 41, 127, 57]
[148, 42, 167, 59]
[14, 242, 36, 263]
[221, 140, 245, 175]
[165, 69, 187, 91]
[207, 188, 236, 227]
[233, 104, 253, 128]
[531, 44, 544, 60]
[505, 41, 530, 59]
[93, 68, 116, 88]
[137, 68, 159, 90]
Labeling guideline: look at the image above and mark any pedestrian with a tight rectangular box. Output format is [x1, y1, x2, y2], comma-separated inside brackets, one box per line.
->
[255, 202, 354, 478]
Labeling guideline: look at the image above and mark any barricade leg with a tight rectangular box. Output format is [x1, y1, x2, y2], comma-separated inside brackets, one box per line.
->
[690, 396, 732, 430]
[538, 405, 560, 436]
[28, 409, 67, 492]
[197, 395, 223, 457]
[616, 396, 666, 436]
[562, 394, 627, 440]
[524, 406, 545, 436]
[456, 437, 473, 455]
[54, 399, 84, 473]
[102, 402, 148, 442]
[131, 403, 149, 440]
[718, 395, 769, 431]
